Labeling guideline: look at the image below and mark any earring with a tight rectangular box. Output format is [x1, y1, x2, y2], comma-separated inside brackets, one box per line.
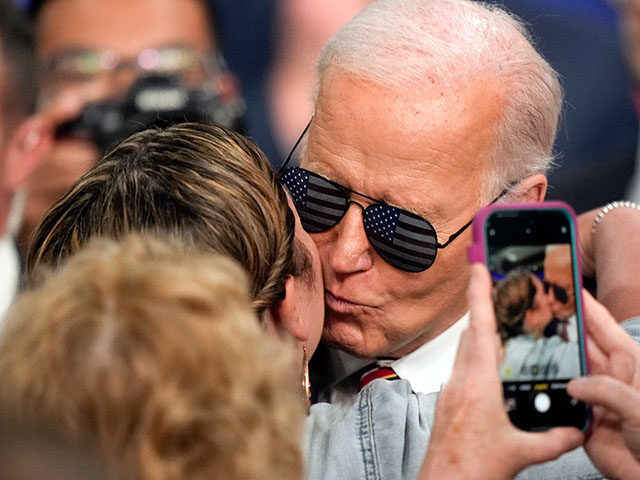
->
[302, 344, 311, 404]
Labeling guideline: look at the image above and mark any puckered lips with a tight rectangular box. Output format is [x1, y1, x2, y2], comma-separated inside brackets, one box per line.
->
[324, 289, 379, 314]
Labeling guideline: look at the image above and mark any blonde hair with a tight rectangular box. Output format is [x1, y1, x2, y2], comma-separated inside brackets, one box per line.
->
[1, 235, 304, 480]
[27, 122, 312, 317]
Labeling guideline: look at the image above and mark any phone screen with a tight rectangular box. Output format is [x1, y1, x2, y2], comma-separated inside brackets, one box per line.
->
[485, 208, 589, 431]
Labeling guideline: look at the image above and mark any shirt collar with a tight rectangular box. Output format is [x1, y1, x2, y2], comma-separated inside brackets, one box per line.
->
[391, 312, 469, 394]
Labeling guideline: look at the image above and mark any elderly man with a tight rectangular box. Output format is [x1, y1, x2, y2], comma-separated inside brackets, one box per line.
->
[19, 0, 244, 250]
[280, 0, 640, 407]
[543, 245, 578, 343]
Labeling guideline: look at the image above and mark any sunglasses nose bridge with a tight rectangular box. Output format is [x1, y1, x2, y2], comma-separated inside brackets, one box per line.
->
[346, 199, 366, 213]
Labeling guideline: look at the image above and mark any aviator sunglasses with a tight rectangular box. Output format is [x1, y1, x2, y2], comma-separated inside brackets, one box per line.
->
[542, 280, 569, 304]
[278, 120, 511, 273]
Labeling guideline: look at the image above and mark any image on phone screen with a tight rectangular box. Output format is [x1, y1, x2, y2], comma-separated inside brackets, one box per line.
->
[484, 208, 589, 431]
[492, 244, 579, 381]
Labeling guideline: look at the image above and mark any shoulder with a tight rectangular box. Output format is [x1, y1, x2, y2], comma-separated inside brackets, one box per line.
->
[621, 317, 640, 343]
[515, 447, 602, 480]
[304, 379, 434, 480]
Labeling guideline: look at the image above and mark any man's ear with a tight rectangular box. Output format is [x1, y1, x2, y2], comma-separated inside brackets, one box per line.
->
[267, 275, 309, 343]
[3, 117, 52, 193]
[514, 174, 547, 203]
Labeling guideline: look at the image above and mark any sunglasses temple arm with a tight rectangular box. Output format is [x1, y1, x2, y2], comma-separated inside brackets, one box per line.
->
[437, 218, 473, 248]
[277, 119, 313, 175]
[437, 189, 508, 249]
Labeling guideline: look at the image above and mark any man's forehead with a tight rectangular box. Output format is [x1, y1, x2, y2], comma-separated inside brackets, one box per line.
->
[302, 137, 472, 229]
[36, 0, 215, 56]
[304, 71, 501, 224]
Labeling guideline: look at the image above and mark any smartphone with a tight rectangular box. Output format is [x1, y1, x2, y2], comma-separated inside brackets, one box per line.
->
[468, 201, 590, 432]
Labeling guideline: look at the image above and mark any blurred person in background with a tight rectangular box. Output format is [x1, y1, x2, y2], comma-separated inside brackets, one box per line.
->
[19, 0, 244, 251]
[613, 0, 640, 202]
[0, 0, 60, 319]
[542, 244, 578, 343]
[262, 0, 371, 166]
[213, 0, 370, 167]
[492, 0, 637, 212]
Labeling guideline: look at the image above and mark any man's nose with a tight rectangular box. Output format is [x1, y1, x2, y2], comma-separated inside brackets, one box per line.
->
[327, 203, 374, 275]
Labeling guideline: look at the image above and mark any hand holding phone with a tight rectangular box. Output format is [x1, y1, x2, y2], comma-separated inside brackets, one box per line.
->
[468, 201, 590, 432]
[419, 264, 583, 480]
[566, 291, 640, 479]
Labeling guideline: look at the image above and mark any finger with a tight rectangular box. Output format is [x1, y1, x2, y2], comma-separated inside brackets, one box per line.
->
[585, 334, 608, 374]
[450, 328, 474, 376]
[568, 375, 640, 421]
[515, 428, 584, 468]
[466, 264, 499, 366]
[38, 91, 86, 128]
[583, 291, 636, 354]
[467, 264, 497, 335]
[609, 350, 637, 384]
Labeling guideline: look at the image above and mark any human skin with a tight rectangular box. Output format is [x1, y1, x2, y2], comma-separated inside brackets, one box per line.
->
[419, 264, 583, 480]
[0, 45, 80, 238]
[276, 197, 326, 370]
[21, 0, 216, 248]
[614, 0, 640, 83]
[523, 276, 554, 338]
[567, 290, 640, 479]
[544, 245, 576, 320]
[302, 69, 546, 359]
[420, 267, 640, 479]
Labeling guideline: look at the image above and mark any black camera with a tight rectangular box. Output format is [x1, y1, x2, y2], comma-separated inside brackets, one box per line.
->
[55, 74, 246, 153]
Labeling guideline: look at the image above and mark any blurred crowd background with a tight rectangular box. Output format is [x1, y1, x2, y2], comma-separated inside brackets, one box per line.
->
[10, 0, 640, 219]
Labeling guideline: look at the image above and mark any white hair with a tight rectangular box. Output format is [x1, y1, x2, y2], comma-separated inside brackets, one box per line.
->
[316, 0, 563, 200]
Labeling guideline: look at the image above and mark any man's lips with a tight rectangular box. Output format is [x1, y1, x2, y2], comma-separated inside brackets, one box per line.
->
[324, 290, 377, 314]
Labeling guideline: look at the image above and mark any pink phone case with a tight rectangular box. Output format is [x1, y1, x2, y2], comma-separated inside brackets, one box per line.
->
[467, 200, 591, 432]
[468, 201, 579, 265]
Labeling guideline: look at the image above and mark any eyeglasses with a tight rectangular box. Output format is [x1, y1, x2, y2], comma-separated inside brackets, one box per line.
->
[278, 120, 511, 273]
[542, 280, 569, 304]
[40, 47, 235, 97]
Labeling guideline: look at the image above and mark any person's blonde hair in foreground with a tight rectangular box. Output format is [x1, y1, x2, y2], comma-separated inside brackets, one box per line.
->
[0, 235, 304, 480]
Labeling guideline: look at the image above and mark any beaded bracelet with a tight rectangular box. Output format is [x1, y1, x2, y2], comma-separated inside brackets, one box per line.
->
[591, 200, 640, 234]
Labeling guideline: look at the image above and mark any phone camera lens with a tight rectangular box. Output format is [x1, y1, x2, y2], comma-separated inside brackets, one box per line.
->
[525, 227, 531, 234]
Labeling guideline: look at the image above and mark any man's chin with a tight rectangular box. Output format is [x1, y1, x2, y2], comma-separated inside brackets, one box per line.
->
[321, 325, 389, 359]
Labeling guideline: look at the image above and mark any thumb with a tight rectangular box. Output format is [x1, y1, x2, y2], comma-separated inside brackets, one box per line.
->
[568, 376, 640, 421]
[515, 428, 584, 468]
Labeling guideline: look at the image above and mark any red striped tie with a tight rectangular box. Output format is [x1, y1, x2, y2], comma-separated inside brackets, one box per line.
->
[358, 365, 399, 391]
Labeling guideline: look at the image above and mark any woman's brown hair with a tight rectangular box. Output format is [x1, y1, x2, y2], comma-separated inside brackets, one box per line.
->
[28, 122, 311, 316]
[493, 270, 537, 343]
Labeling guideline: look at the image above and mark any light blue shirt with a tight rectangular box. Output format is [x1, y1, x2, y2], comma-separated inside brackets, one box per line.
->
[501, 334, 581, 381]
[303, 316, 640, 480]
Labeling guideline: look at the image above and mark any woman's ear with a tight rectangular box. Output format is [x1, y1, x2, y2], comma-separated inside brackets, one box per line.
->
[267, 275, 309, 343]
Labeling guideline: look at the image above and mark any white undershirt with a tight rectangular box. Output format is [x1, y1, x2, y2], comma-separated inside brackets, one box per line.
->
[391, 312, 470, 394]
[328, 312, 470, 408]
[0, 233, 19, 324]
